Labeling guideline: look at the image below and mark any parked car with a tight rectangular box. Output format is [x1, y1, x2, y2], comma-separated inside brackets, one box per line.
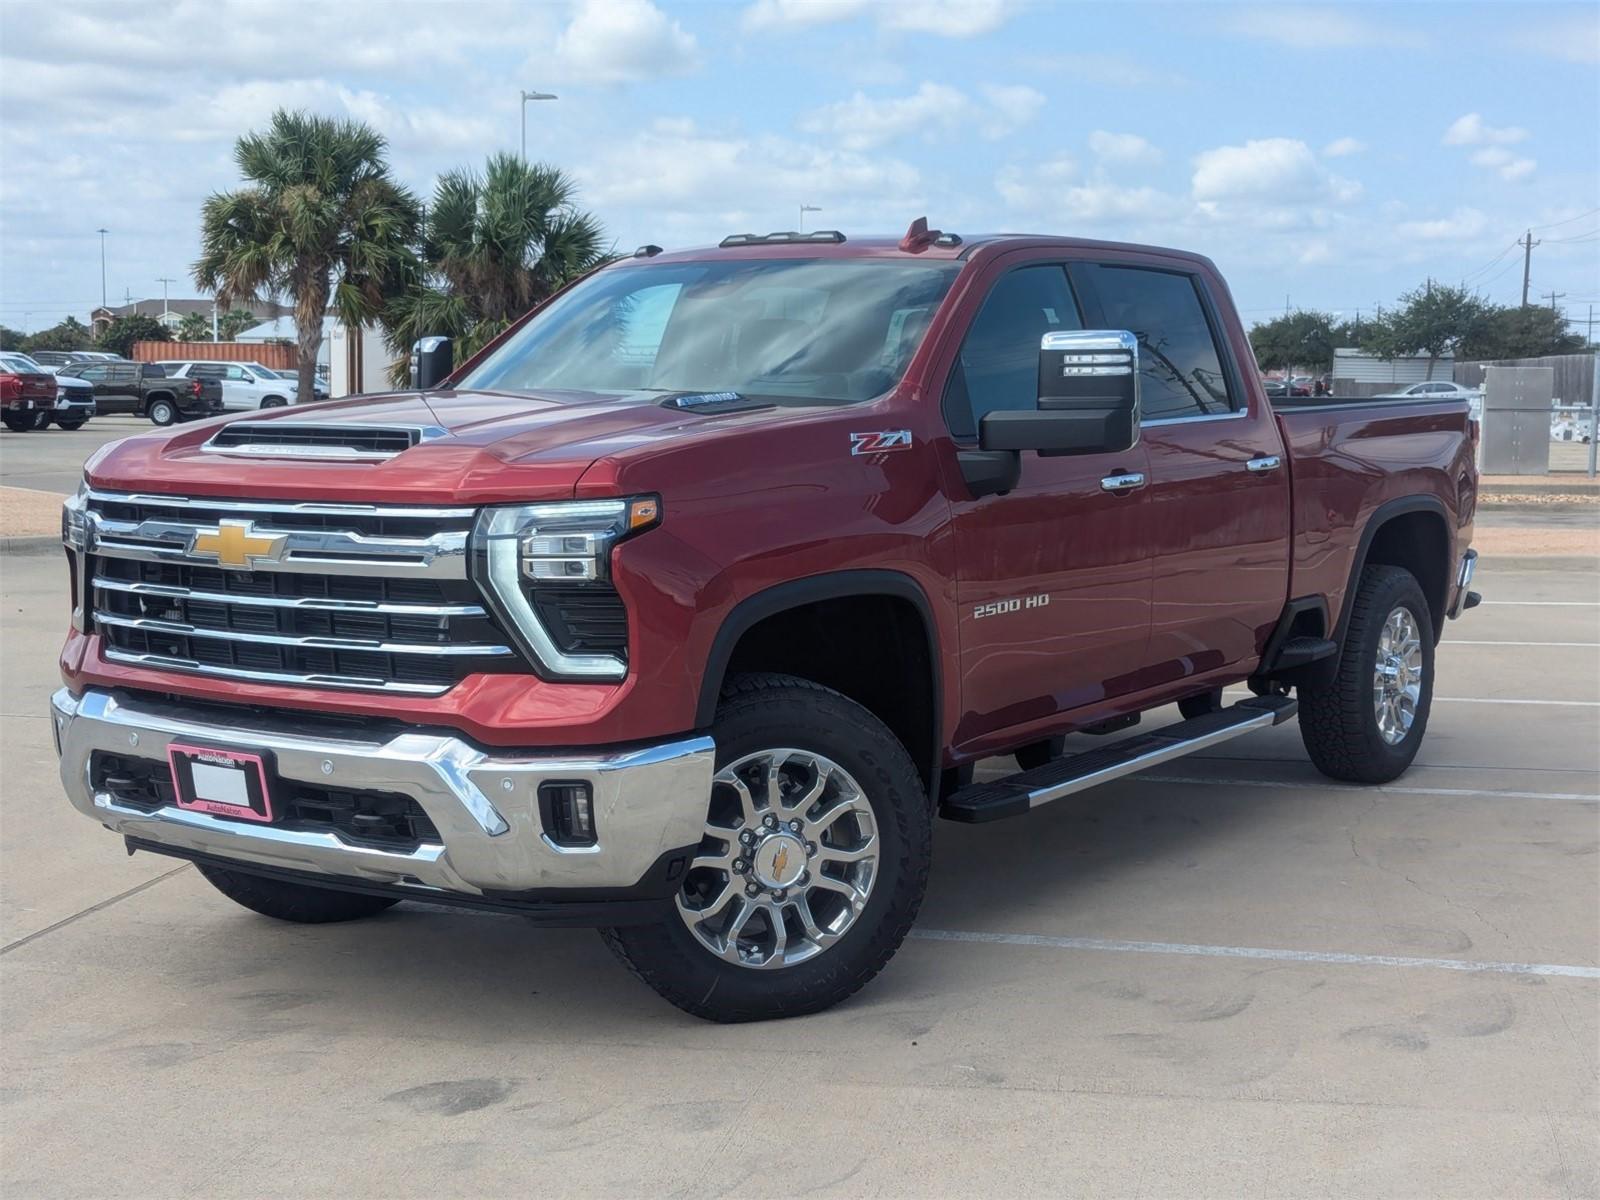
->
[0, 352, 96, 428]
[55, 359, 223, 424]
[1261, 378, 1289, 398]
[154, 360, 297, 411]
[27, 350, 105, 371]
[246, 363, 327, 402]
[53, 224, 1481, 1022]
[0, 356, 60, 430]
[1376, 380, 1482, 418]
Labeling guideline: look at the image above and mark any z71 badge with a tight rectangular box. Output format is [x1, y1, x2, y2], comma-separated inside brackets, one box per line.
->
[850, 430, 913, 455]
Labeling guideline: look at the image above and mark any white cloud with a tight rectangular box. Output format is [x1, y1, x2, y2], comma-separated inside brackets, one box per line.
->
[1229, 5, 1426, 49]
[1442, 113, 1529, 147]
[1322, 136, 1366, 158]
[1497, 157, 1537, 182]
[800, 82, 1040, 151]
[996, 160, 1183, 228]
[1088, 131, 1162, 167]
[1397, 208, 1489, 241]
[742, 0, 1016, 36]
[1511, 12, 1600, 65]
[1192, 138, 1361, 206]
[553, 0, 700, 84]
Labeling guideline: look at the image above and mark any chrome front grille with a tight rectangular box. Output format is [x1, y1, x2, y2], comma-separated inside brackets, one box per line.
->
[82, 490, 517, 695]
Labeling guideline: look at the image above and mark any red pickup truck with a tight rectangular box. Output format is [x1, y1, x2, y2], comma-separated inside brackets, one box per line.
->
[53, 224, 1480, 1021]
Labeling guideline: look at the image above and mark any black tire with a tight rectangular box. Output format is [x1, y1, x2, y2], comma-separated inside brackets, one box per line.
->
[148, 398, 177, 426]
[261, 396, 288, 408]
[53, 417, 87, 431]
[601, 672, 932, 1022]
[2, 413, 35, 432]
[1298, 564, 1435, 784]
[195, 862, 400, 923]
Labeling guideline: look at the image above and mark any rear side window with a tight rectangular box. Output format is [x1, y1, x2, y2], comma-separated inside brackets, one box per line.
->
[943, 264, 1082, 441]
[1085, 266, 1233, 419]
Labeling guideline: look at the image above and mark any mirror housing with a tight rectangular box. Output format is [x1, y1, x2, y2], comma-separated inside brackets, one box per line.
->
[409, 336, 454, 391]
[979, 330, 1140, 456]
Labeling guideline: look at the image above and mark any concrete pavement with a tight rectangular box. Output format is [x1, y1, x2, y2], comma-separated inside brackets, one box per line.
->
[2, 550, 1595, 1198]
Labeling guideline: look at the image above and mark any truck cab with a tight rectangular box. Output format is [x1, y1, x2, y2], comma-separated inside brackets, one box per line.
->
[51, 224, 1478, 1021]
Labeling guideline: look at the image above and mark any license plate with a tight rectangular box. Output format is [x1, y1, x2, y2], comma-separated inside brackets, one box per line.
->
[168, 743, 274, 822]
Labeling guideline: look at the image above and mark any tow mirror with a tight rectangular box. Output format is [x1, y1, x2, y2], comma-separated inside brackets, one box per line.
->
[409, 336, 453, 391]
[979, 330, 1140, 456]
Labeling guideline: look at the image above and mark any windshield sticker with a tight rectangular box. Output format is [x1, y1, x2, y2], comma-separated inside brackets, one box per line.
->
[850, 430, 913, 455]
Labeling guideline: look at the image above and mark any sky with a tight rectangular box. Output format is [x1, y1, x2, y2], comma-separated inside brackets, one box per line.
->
[1, 0, 1597, 335]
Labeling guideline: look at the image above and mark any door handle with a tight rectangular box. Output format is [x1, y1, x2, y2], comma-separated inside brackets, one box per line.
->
[1245, 455, 1282, 473]
[1100, 471, 1147, 492]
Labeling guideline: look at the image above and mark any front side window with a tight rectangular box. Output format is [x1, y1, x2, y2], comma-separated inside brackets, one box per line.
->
[1085, 266, 1234, 420]
[459, 258, 960, 406]
[943, 264, 1082, 441]
[77, 366, 107, 382]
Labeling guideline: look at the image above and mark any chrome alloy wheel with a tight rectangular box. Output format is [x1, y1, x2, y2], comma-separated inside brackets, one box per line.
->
[1372, 605, 1424, 746]
[676, 749, 878, 970]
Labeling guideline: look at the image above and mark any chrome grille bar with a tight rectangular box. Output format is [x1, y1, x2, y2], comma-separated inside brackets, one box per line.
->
[95, 612, 513, 657]
[85, 488, 474, 519]
[92, 575, 486, 617]
[100, 649, 451, 695]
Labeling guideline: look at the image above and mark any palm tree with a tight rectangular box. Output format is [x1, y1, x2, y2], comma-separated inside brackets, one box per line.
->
[385, 154, 606, 374]
[194, 110, 421, 398]
[176, 312, 212, 342]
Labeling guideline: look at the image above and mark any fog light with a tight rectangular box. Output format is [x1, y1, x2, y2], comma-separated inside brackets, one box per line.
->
[539, 781, 597, 847]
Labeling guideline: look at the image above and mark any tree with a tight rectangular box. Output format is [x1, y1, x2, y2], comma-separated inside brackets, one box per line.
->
[194, 110, 422, 399]
[177, 311, 213, 341]
[22, 317, 95, 353]
[1364, 283, 1487, 379]
[0, 325, 25, 351]
[384, 154, 606, 375]
[1249, 309, 1338, 372]
[1457, 304, 1587, 361]
[218, 308, 259, 341]
[96, 314, 172, 358]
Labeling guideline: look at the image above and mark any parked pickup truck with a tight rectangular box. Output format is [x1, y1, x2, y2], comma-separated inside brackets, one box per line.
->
[52, 224, 1480, 1022]
[1, 357, 61, 431]
[54, 360, 223, 425]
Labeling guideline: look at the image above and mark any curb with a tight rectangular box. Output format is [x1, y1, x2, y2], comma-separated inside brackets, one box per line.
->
[1, 536, 61, 556]
[1478, 555, 1597, 572]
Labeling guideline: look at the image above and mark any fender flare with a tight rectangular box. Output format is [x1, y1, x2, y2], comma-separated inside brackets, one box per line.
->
[1333, 494, 1452, 647]
[695, 568, 945, 797]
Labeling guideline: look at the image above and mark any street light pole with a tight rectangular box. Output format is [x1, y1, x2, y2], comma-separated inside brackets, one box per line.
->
[156, 277, 175, 323]
[799, 204, 821, 233]
[96, 229, 108, 308]
[520, 89, 557, 160]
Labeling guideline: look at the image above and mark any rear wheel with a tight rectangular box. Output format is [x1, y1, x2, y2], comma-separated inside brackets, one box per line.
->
[148, 398, 177, 426]
[195, 863, 400, 924]
[1298, 564, 1435, 783]
[601, 673, 932, 1022]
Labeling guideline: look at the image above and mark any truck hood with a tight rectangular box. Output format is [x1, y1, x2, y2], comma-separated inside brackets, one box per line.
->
[83, 386, 801, 505]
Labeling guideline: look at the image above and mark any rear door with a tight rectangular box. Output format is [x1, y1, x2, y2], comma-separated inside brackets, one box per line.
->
[1071, 260, 1291, 681]
[938, 255, 1153, 753]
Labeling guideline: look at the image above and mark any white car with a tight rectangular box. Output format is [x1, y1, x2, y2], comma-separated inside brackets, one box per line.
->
[1378, 380, 1482, 418]
[155, 360, 297, 412]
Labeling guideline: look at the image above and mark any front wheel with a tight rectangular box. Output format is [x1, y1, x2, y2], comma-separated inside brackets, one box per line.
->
[2, 412, 36, 432]
[1298, 564, 1436, 784]
[601, 672, 932, 1022]
[148, 398, 176, 426]
[53, 416, 87, 431]
[260, 396, 288, 408]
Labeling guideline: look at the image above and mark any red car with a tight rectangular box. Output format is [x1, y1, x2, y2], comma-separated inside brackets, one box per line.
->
[1, 360, 59, 431]
[52, 223, 1480, 1021]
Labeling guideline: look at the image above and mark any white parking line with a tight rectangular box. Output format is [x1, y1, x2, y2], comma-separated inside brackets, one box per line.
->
[910, 928, 1600, 979]
[1134, 774, 1600, 804]
[1445, 640, 1600, 647]
[1480, 601, 1599, 607]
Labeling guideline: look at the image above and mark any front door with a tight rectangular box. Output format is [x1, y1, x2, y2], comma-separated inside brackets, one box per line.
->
[939, 259, 1153, 754]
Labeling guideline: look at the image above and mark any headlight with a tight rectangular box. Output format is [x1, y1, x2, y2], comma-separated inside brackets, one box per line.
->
[471, 497, 660, 680]
[61, 481, 89, 551]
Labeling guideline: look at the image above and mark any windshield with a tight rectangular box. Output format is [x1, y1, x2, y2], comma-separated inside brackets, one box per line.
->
[458, 258, 960, 405]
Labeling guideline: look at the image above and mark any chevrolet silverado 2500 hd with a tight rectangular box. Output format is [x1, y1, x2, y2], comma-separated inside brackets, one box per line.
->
[53, 224, 1480, 1021]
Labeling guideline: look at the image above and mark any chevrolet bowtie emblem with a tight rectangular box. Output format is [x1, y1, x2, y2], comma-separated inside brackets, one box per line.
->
[190, 520, 288, 569]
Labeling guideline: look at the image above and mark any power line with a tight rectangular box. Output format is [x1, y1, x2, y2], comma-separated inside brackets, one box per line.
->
[1531, 207, 1600, 232]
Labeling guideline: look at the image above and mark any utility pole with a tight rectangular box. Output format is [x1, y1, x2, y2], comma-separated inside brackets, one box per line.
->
[96, 229, 108, 308]
[156, 278, 175, 323]
[1518, 229, 1540, 308]
[1543, 289, 1564, 315]
[799, 203, 821, 233]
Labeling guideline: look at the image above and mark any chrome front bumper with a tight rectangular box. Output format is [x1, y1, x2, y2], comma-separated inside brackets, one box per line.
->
[51, 687, 714, 898]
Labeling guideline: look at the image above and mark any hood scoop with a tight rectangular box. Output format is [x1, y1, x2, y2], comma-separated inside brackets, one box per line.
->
[657, 391, 774, 416]
[202, 421, 448, 462]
